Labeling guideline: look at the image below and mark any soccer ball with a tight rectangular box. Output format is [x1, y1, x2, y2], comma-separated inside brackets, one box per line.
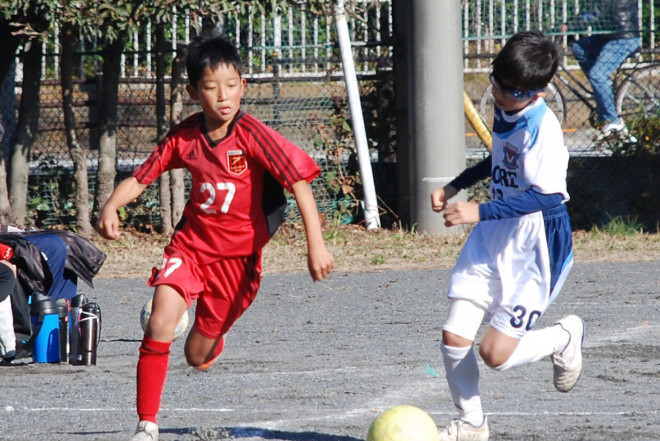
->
[367, 405, 438, 441]
[140, 298, 190, 340]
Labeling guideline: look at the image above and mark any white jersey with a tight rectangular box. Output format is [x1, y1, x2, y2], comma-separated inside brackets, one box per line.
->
[490, 97, 569, 203]
[446, 98, 573, 339]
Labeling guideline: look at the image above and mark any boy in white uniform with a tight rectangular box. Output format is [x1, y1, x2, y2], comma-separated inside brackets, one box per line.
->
[431, 31, 584, 441]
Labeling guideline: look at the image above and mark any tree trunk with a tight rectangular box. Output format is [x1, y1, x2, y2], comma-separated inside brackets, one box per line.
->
[0, 20, 21, 90]
[9, 39, 42, 227]
[0, 24, 16, 222]
[170, 42, 188, 225]
[95, 36, 125, 213]
[61, 23, 92, 237]
[155, 23, 173, 235]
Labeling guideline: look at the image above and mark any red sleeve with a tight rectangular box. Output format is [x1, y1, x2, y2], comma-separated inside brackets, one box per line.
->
[239, 114, 320, 192]
[132, 116, 199, 185]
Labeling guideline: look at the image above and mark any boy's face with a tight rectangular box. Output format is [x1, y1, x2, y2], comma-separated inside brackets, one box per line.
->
[187, 63, 246, 131]
[489, 72, 541, 112]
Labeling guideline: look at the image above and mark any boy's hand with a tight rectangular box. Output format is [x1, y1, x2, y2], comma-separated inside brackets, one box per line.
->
[431, 185, 458, 212]
[96, 206, 121, 240]
[307, 244, 334, 281]
[443, 201, 480, 226]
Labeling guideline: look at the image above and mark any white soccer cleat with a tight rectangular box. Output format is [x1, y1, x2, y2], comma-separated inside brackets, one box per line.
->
[551, 315, 585, 393]
[130, 421, 159, 441]
[438, 417, 489, 441]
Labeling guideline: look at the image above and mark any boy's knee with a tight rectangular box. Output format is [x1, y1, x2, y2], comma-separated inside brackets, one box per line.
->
[185, 352, 204, 369]
[478, 341, 512, 369]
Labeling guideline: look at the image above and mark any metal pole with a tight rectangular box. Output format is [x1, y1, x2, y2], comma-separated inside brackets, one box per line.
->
[334, 0, 381, 230]
[411, 0, 466, 234]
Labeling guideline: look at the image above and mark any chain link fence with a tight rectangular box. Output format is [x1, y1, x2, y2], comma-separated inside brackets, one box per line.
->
[4, 0, 658, 230]
[16, 56, 395, 229]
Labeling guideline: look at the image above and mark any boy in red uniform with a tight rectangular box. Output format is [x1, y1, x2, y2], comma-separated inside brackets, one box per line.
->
[96, 33, 335, 441]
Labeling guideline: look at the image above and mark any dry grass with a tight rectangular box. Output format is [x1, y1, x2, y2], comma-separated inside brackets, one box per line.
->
[93, 223, 660, 279]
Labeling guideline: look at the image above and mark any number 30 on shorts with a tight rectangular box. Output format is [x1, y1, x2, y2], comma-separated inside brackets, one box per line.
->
[510, 305, 542, 331]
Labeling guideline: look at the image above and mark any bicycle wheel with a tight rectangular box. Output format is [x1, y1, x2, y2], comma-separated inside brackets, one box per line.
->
[479, 82, 565, 127]
[616, 65, 660, 119]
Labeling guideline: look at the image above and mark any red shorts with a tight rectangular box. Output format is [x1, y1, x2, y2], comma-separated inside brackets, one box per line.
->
[148, 245, 262, 339]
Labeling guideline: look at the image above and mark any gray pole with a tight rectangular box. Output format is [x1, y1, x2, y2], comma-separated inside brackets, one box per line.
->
[395, 0, 466, 234]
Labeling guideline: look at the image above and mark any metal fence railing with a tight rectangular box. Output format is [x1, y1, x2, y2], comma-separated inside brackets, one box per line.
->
[1, 0, 657, 228]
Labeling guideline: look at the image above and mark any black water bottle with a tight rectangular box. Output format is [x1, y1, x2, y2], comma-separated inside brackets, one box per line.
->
[55, 298, 69, 363]
[78, 302, 101, 366]
[69, 294, 87, 364]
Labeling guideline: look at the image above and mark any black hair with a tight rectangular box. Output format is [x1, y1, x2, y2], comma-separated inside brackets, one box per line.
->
[186, 32, 244, 88]
[492, 30, 559, 92]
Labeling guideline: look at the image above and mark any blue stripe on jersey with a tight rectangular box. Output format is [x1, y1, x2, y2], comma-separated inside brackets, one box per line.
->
[479, 189, 563, 220]
[493, 100, 547, 147]
[542, 204, 573, 297]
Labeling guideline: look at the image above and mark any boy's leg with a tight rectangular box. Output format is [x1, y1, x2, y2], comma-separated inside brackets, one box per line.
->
[184, 328, 225, 370]
[480, 324, 568, 370]
[186, 253, 262, 370]
[440, 300, 487, 427]
[136, 285, 187, 425]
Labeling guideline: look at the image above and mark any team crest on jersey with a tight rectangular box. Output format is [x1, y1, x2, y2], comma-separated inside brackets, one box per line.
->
[502, 142, 520, 170]
[227, 150, 248, 175]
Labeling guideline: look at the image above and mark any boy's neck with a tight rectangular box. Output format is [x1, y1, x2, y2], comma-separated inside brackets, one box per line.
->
[203, 111, 242, 141]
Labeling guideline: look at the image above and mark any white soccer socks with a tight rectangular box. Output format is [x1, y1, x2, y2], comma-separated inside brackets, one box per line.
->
[492, 324, 570, 371]
[0, 295, 15, 360]
[441, 342, 484, 426]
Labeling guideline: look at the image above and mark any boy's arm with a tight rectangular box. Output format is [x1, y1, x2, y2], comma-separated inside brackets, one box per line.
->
[431, 155, 492, 213]
[291, 180, 334, 281]
[96, 177, 148, 240]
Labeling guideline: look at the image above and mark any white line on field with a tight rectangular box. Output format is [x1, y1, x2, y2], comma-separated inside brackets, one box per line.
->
[3, 407, 233, 413]
[4, 406, 655, 418]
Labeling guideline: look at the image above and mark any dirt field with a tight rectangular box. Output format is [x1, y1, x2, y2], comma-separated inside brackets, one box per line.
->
[0, 259, 658, 440]
[93, 224, 660, 279]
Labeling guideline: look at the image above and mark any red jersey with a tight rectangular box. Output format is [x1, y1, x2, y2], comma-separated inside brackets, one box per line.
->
[133, 111, 321, 263]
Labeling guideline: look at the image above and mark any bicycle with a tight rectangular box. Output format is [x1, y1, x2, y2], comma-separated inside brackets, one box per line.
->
[478, 50, 660, 143]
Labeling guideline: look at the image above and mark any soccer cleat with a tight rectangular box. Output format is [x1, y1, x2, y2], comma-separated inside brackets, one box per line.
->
[195, 335, 225, 372]
[130, 421, 159, 441]
[551, 315, 585, 393]
[438, 417, 489, 441]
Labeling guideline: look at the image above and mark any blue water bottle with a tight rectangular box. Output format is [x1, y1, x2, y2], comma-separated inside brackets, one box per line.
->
[30, 294, 61, 363]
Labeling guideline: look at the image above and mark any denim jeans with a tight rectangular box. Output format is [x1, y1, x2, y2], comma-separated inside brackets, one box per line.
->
[571, 36, 640, 124]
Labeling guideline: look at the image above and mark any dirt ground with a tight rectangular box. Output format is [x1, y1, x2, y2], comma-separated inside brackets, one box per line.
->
[0, 257, 658, 440]
[93, 224, 660, 279]
[1, 225, 658, 440]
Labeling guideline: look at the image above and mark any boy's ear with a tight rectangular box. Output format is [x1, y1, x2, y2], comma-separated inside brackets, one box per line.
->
[186, 84, 198, 101]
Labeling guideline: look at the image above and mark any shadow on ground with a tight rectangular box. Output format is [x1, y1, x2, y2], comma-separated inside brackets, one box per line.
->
[162, 426, 364, 441]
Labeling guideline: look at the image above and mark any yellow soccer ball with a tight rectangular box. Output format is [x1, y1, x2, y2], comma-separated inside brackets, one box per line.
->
[367, 405, 438, 441]
[140, 298, 190, 340]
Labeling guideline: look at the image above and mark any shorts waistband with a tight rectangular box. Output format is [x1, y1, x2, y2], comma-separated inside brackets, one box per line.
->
[542, 204, 568, 219]
[518, 204, 568, 220]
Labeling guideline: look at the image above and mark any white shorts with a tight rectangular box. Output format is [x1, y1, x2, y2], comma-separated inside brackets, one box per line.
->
[446, 205, 573, 339]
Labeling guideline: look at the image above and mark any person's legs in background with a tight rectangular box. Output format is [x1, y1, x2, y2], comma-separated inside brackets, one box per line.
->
[571, 35, 603, 78]
[0, 262, 17, 360]
[588, 37, 641, 128]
